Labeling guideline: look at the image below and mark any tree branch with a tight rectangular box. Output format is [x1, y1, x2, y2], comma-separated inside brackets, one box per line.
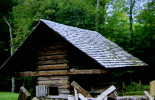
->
[3, 16, 13, 56]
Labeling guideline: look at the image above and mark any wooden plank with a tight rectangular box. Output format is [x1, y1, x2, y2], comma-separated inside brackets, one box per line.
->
[37, 80, 69, 85]
[144, 91, 154, 100]
[37, 83, 70, 88]
[70, 69, 107, 75]
[68, 95, 75, 100]
[78, 93, 87, 100]
[11, 77, 15, 92]
[36, 64, 68, 70]
[37, 76, 69, 81]
[96, 85, 116, 100]
[46, 45, 67, 50]
[16, 69, 107, 76]
[47, 94, 68, 99]
[17, 70, 68, 76]
[71, 81, 92, 98]
[74, 88, 79, 100]
[32, 97, 39, 100]
[36, 85, 48, 97]
[18, 86, 31, 100]
[58, 88, 70, 94]
[38, 55, 67, 60]
[37, 59, 68, 65]
[150, 80, 155, 97]
[78, 93, 95, 100]
[38, 50, 67, 56]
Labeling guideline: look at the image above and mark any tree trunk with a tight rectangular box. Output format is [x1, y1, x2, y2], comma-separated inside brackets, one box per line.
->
[129, 0, 135, 45]
[3, 16, 15, 92]
[96, 0, 100, 31]
[3, 16, 13, 55]
[11, 77, 15, 92]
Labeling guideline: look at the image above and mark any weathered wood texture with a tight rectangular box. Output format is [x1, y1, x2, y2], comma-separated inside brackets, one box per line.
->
[36, 85, 48, 97]
[18, 86, 31, 100]
[96, 85, 116, 100]
[37, 80, 69, 85]
[38, 50, 67, 56]
[35, 42, 71, 96]
[71, 81, 93, 97]
[36, 64, 68, 70]
[144, 91, 154, 100]
[37, 59, 68, 65]
[37, 76, 70, 96]
[38, 55, 67, 60]
[16, 69, 107, 76]
[150, 80, 155, 97]
[37, 76, 69, 81]
[32, 97, 39, 100]
[68, 95, 75, 100]
[30, 43, 66, 71]
[47, 94, 68, 99]
[74, 88, 78, 100]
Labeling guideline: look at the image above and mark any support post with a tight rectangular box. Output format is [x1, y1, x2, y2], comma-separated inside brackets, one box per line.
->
[144, 91, 154, 100]
[11, 77, 15, 92]
[150, 80, 155, 97]
[74, 88, 79, 100]
[71, 81, 92, 98]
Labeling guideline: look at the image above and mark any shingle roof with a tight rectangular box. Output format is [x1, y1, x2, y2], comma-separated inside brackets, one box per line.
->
[40, 19, 147, 68]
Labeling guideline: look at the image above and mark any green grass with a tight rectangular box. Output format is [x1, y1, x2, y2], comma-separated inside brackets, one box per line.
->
[0, 92, 19, 100]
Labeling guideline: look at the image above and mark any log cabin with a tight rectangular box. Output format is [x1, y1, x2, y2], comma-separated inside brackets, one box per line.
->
[0, 19, 147, 98]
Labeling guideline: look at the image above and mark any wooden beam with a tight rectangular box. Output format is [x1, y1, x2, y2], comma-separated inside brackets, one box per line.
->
[36, 85, 48, 97]
[68, 95, 75, 100]
[70, 69, 107, 75]
[71, 81, 92, 98]
[150, 80, 155, 97]
[16, 70, 68, 76]
[37, 80, 69, 85]
[37, 76, 69, 81]
[74, 88, 79, 100]
[47, 45, 67, 50]
[37, 83, 70, 89]
[144, 91, 154, 100]
[47, 94, 68, 99]
[18, 86, 31, 100]
[32, 97, 39, 100]
[37, 59, 68, 65]
[38, 50, 67, 56]
[96, 85, 116, 100]
[37, 55, 67, 61]
[16, 69, 107, 76]
[36, 64, 68, 70]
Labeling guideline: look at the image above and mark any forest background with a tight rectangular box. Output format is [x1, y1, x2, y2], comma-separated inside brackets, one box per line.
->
[0, 0, 155, 94]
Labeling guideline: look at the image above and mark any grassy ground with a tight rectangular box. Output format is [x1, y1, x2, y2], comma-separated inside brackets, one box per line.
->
[0, 92, 19, 100]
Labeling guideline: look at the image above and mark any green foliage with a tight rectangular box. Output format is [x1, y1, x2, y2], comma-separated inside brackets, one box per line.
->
[104, 0, 131, 49]
[11, 0, 108, 51]
[119, 82, 149, 96]
[135, 1, 155, 49]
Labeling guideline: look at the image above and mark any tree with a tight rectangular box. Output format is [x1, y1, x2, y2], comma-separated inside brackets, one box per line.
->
[11, 0, 109, 51]
[128, 0, 135, 45]
[0, 0, 14, 64]
[104, 0, 131, 49]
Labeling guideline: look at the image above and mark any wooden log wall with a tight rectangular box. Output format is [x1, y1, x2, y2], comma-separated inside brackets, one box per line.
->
[36, 42, 70, 96]
[36, 42, 69, 69]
